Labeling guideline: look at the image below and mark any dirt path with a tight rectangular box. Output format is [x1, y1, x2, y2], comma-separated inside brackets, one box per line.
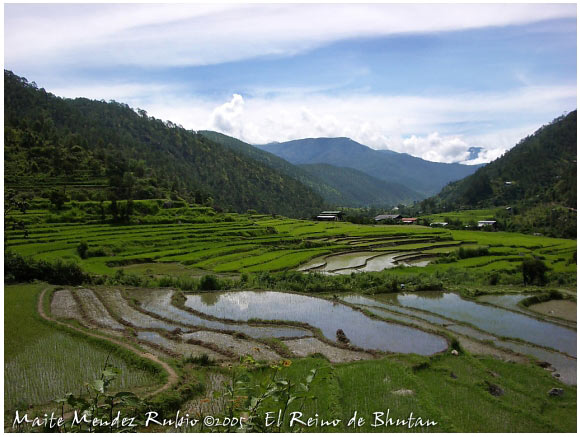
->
[38, 287, 178, 398]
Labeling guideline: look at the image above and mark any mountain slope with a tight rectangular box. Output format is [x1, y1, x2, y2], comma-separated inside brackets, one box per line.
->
[4, 70, 323, 217]
[258, 137, 481, 197]
[298, 163, 421, 207]
[434, 111, 577, 209]
[200, 130, 421, 207]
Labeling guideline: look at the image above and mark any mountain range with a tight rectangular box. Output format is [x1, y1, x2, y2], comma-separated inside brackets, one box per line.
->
[258, 137, 482, 197]
[199, 131, 421, 207]
[6, 69, 574, 225]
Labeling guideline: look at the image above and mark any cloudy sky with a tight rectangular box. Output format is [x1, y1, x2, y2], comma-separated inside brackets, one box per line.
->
[4, 3, 577, 164]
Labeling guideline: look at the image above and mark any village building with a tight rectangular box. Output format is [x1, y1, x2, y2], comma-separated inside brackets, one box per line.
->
[401, 217, 418, 224]
[374, 214, 402, 222]
[317, 211, 344, 221]
[430, 222, 448, 227]
[477, 220, 497, 228]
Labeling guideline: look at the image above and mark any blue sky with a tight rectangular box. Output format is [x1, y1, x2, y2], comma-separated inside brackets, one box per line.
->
[4, 3, 577, 163]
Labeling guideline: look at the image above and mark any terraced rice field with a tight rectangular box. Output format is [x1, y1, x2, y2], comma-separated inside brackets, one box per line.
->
[47, 287, 451, 361]
[7, 206, 575, 278]
[342, 293, 577, 385]
[184, 290, 449, 355]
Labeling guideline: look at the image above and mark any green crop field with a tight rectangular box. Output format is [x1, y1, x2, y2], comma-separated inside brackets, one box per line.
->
[5, 200, 576, 282]
[4, 283, 160, 412]
[4, 200, 577, 432]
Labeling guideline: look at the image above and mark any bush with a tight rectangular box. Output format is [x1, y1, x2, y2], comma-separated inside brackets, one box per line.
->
[199, 274, 220, 291]
[183, 353, 215, 366]
[5, 251, 89, 285]
[77, 241, 89, 259]
[521, 256, 549, 285]
[521, 290, 564, 307]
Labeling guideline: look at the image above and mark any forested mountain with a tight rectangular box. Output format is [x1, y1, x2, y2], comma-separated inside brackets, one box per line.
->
[4, 70, 323, 218]
[298, 163, 421, 207]
[418, 111, 577, 238]
[258, 137, 481, 197]
[200, 130, 420, 207]
[431, 111, 577, 209]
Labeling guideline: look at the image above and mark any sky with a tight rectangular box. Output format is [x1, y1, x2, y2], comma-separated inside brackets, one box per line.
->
[4, 3, 577, 164]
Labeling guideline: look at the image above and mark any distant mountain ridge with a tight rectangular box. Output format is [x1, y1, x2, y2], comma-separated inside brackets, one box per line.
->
[258, 137, 482, 197]
[200, 131, 421, 207]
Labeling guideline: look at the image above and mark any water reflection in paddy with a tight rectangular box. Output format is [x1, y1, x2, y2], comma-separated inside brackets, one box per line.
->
[342, 295, 451, 325]
[477, 294, 532, 313]
[139, 290, 310, 339]
[185, 291, 448, 355]
[298, 251, 429, 275]
[493, 340, 576, 385]
[384, 292, 576, 357]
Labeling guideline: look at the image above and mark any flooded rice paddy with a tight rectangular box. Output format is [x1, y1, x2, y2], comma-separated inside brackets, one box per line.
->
[342, 292, 577, 384]
[298, 250, 431, 274]
[139, 289, 311, 339]
[342, 295, 451, 325]
[476, 293, 532, 313]
[382, 292, 576, 357]
[185, 291, 448, 355]
[50, 286, 576, 384]
[493, 340, 576, 385]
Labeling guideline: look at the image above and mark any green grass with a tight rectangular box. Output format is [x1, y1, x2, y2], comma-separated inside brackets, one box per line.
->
[232, 354, 576, 432]
[4, 283, 159, 411]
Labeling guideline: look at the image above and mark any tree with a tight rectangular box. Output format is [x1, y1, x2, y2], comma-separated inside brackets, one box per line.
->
[522, 256, 548, 285]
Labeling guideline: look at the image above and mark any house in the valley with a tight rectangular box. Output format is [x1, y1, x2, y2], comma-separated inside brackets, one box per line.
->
[430, 222, 448, 228]
[477, 220, 497, 228]
[401, 217, 418, 224]
[374, 214, 402, 223]
[317, 211, 344, 221]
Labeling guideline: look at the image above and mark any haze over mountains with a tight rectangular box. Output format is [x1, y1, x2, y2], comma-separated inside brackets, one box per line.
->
[258, 137, 482, 197]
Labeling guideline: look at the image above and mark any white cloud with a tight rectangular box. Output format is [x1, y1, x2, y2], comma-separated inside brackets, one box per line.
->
[5, 4, 575, 69]
[209, 94, 245, 138]
[402, 133, 471, 163]
[45, 78, 575, 165]
[182, 85, 573, 163]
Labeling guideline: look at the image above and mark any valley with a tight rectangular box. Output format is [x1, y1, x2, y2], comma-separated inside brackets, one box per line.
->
[4, 201, 577, 432]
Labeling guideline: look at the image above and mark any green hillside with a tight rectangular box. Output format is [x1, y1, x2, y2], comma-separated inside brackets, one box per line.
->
[298, 163, 421, 206]
[4, 70, 323, 218]
[420, 111, 577, 238]
[200, 130, 421, 207]
[435, 111, 577, 209]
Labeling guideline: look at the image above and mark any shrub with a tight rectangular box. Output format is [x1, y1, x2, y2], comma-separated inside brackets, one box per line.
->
[183, 353, 215, 367]
[521, 256, 549, 285]
[199, 274, 220, 291]
[77, 241, 89, 259]
[5, 251, 89, 285]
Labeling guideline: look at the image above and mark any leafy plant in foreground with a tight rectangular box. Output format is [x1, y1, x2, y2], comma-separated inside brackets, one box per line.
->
[217, 355, 328, 432]
[53, 356, 145, 432]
